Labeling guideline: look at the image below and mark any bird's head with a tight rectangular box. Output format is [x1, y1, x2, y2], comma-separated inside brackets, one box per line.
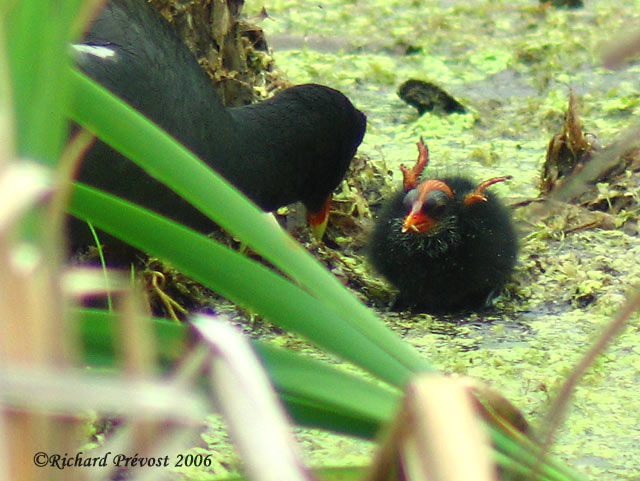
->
[399, 137, 512, 235]
[401, 179, 454, 234]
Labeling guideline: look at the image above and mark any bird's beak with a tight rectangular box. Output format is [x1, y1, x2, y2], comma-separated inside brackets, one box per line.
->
[402, 205, 434, 234]
[306, 195, 332, 240]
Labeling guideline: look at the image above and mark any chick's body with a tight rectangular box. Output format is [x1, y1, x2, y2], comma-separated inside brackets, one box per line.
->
[369, 142, 517, 313]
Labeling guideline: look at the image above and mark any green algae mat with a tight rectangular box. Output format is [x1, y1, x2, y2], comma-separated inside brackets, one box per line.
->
[239, 1, 640, 479]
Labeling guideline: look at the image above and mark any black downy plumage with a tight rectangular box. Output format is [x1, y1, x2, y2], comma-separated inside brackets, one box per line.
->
[369, 138, 517, 313]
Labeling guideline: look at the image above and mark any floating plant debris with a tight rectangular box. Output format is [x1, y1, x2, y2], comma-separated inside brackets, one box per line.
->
[397, 79, 466, 116]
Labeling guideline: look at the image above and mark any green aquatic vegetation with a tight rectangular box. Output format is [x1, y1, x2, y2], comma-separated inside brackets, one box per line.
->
[246, 0, 640, 478]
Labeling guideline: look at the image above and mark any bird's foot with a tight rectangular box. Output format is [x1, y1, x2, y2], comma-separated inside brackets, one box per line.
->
[400, 136, 430, 191]
[464, 176, 513, 206]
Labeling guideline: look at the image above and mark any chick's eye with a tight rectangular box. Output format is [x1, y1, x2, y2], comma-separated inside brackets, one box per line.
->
[423, 190, 450, 218]
[402, 189, 418, 211]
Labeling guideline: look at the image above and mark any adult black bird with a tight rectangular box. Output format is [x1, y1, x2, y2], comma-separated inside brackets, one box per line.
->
[369, 138, 517, 313]
[70, 0, 366, 245]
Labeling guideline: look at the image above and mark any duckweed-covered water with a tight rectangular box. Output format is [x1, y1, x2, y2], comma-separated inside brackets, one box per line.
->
[240, 1, 640, 479]
[183, 2, 640, 480]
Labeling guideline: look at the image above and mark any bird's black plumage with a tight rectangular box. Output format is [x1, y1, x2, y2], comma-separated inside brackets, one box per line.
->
[369, 139, 517, 313]
[71, 0, 366, 243]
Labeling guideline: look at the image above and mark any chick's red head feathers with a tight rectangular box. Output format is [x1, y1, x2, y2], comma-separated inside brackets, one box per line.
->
[401, 179, 454, 233]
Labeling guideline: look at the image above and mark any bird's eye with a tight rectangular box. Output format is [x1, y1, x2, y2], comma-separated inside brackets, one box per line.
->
[402, 189, 418, 211]
[423, 190, 450, 218]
